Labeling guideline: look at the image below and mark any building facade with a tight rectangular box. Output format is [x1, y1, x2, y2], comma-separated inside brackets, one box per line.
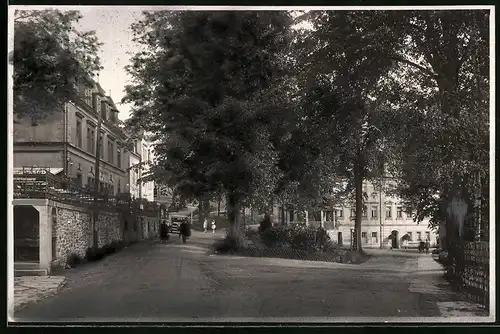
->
[14, 78, 130, 195]
[126, 135, 155, 201]
[272, 179, 438, 249]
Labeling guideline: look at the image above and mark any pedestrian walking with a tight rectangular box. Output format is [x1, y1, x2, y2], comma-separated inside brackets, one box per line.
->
[425, 239, 430, 254]
[160, 221, 169, 244]
[211, 220, 216, 234]
[402, 239, 409, 251]
[179, 220, 189, 244]
[203, 219, 208, 233]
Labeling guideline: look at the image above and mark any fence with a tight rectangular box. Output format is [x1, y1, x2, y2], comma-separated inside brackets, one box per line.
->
[13, 168, 159, 216]
[448, 241, 489, 309]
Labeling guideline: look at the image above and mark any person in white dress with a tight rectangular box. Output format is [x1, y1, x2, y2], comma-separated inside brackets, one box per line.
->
[203, 219, 208, 233]
[211, 220, 216, 233]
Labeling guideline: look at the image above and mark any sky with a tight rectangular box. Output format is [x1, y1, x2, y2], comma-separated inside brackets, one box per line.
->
[76, 7, 146, 121]
[10, 6, 312, 121]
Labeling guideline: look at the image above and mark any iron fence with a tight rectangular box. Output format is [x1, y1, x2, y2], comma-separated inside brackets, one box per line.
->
[13, 168, 159, 215]
[447, 241, 489, 309]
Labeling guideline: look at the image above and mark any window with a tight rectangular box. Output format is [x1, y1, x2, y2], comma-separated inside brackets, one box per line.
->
[85, 88, 92, 106]
[397, 206, 403, 218]
[372, 232, 377, 238]
[117, 179, 121, 194]
[362, 205, 367, 217]
[361, 232, 367, 243]
[133, 140, 137, 153]
[117, 148, 121, 168]
[99, 134, 104, 158]
[108, 141, 114, 164]
[99, 181, 104, 192]
[87, 177, 94, 190]
[87, 127, 95, 153]
[386, 206, 392, 218]
[336, 209, 343, 218]
[417, 232, 422, 241]
[426, 231, 430, 241]
[76, 173, 82, 186]
[101, 101, 107, 120]
[371, 206, 378, 218]
[325, 211, 334, 221]
[95, 96, 101, 113]
[350, 208, 355, 218]
[406, 207, 413, 216]
[371, 232, 378, 243]
[76, 120, 82, 148]
[407, 232, 413, 241]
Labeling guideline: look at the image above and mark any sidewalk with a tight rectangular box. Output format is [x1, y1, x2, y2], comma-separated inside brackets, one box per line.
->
[410, 255, 491, 318]
[13, 276, 66, 311]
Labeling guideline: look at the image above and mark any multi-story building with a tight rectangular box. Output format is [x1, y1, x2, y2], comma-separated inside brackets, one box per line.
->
[14, 78, 130, 195]
[126, 133, 155, 201]
[272, 178, 437, 249]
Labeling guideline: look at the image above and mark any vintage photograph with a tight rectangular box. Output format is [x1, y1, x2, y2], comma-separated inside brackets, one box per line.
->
[8, 6, 493, 323]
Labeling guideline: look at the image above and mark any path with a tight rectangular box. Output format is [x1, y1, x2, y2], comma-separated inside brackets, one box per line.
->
[13, 231, 491, 322]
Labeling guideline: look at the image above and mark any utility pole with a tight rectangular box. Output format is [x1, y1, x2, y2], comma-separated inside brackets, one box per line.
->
[92, 100, 103, 250]
[379, 178, 383, 249]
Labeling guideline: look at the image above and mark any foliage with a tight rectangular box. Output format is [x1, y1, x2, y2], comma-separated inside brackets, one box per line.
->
[65, 253, 83, 267]
[258, 215, 272, 233]
[123, 11, 294, 229]
[259, 224, 329, 251]
[213, 234, 242, 254]
[12, 9, 103, 121]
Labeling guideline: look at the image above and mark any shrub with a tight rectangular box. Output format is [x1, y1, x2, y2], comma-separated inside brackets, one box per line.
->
[85, 246, 105, 262]
[261, 225, 289, 247]
[258, 216, 272, 233]
[213, 235, 241, 254]
[66, 253, 83, 267]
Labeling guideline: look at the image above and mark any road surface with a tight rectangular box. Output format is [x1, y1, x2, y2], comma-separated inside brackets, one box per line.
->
[14, 231, 484, 322]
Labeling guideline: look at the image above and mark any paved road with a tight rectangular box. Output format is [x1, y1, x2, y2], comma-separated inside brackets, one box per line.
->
[14, 231, 486, 322]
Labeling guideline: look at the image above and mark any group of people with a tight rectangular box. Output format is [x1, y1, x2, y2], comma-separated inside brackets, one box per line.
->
[401, 238, 431, 253]
[159, 219, 191, 244]
[203, 219, 217, 233]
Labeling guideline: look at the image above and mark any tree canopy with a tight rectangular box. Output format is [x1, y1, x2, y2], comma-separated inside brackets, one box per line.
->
[12, 9, 103, 121]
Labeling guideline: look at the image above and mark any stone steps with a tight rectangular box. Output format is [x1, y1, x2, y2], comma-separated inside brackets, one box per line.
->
[15, 268, 49, 277]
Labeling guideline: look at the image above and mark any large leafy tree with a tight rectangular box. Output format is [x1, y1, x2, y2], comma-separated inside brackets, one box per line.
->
[123, 11, 293, 234]
[12, 9, 103, 121]
[292, 11, 398, 250]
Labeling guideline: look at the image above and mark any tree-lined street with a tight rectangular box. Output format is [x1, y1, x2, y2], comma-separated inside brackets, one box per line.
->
[15, 231, 486, 321]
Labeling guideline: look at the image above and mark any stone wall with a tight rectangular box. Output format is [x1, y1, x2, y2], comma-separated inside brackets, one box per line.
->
[139, 215, 159, 240]
[54, 205, 92, 262]
[52, 203, 125, 265]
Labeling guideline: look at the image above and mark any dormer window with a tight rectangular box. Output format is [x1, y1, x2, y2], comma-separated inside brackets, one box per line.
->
[85, 88, 92, 106]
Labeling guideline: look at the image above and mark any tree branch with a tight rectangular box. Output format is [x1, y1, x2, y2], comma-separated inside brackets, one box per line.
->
[390, 54, 439, 79]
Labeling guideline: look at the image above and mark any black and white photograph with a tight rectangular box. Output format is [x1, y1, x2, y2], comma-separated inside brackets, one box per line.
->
[7, 5, 494, 323]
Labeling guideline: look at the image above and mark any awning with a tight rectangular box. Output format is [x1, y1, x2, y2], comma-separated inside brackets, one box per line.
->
[13, 167, 64, 175]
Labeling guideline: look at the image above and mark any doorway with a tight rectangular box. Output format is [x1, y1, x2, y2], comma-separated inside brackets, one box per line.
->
[14, 205, 40, 262]
[338, 232, 343, 245]
[390, 230, 399, 249]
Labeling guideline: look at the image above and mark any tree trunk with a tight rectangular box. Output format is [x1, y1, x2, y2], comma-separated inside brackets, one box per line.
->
[354, 162, 364, 252]
[217, 197, 221, 216]
[226, 192, 242, 238]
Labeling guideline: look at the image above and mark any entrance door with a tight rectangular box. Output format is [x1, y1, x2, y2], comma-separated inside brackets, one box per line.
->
[14, 205, 40, 262]
[391, 230, 399, 249]
[338, 232, 343, 245]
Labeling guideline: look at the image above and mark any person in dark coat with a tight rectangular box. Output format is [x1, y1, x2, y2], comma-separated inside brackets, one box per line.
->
[160, 221, 169, 244]
[179, 220, 189, 244]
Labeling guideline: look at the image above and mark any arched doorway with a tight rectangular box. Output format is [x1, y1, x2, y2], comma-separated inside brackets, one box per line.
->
[390, 230, 399, 249]
[14, 205, 40, 262]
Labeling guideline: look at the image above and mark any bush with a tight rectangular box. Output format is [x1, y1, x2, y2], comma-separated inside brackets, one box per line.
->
[213, 235, 241, 254]
[261, 225, 289, 247]
[85, 246, 105, 262]
[66, 253, 83, 267]
[258, 216, 272, 233]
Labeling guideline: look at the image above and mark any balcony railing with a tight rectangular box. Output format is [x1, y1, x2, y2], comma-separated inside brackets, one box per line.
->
[13, 168, 159, 215]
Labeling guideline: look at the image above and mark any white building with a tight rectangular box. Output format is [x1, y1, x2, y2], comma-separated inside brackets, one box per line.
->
[273, 178, 438, 249]
[127, 135, 155, 201]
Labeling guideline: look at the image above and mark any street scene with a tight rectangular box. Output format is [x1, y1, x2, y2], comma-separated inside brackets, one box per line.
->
[9, 6, 492, 323]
